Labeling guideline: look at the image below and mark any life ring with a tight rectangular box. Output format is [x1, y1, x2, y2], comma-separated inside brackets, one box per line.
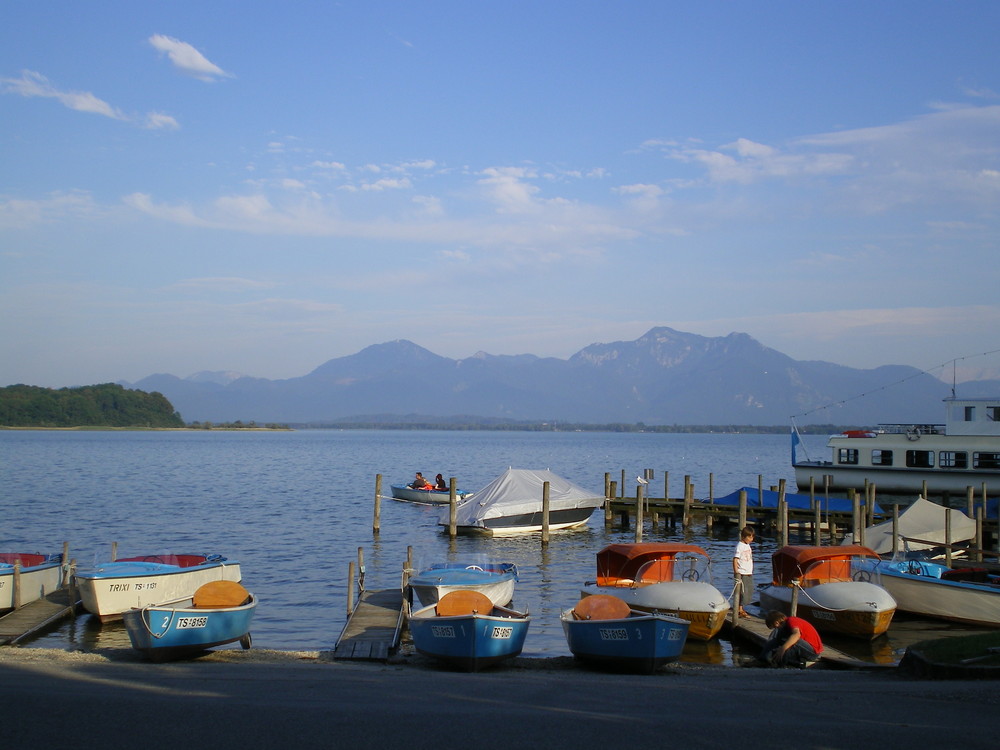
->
[906, 429, 920, 441]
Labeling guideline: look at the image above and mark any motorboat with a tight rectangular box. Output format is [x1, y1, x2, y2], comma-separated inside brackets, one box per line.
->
[843, 497, 976, 555]
[579, 543, 730, 640]
[390, 484, 473, 504]
[408, 560, 518, 607]
[122, 580, 257, 662]
[758, 545, 897, 639]
[408, 590, 530, 672]
[0, 552, 63, 612]
[560, 594, 689, 674]
[75, 553, 242, 622]
[793, 396, 1000, 495]
[442, 468, 604, 535]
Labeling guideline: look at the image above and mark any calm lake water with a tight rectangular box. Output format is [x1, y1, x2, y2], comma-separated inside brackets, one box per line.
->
[1, 429, 987, 663]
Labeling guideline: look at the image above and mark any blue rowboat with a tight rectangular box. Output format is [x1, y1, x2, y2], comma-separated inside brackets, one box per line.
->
[409, 561, 518, 607]
[561, 595, 690, 674]
[409, 590, 530, 672]
[123, 581, 257, 662]
[390, 485, 473, 504]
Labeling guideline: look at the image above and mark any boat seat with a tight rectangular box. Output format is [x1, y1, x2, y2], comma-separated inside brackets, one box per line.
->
[941, 567, 989, 583]
[572, 595, 631, 621]
[192, 580, 251, 609]
[435, 590, 494, 616]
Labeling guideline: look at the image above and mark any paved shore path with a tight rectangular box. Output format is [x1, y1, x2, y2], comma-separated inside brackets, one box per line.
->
[1, 648, 996, 749]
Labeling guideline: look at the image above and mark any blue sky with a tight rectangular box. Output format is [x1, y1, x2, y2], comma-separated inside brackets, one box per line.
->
[3, 2, 1000, 388]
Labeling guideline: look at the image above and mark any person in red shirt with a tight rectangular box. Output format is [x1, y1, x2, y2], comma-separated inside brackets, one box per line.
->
[760, 610, 823, 668]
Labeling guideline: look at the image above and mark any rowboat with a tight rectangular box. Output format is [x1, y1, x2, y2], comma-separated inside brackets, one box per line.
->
[856, 557, 1000, 627]
[758, 545, 897, 639]
[390, 485, 473, 504]
[443, 468, 603, 535]
[408, 590, 530, 671]
[561, 594, 690, 674]
[408, 561, 518, 607]
[793, 396, 1000, 495]
[579, 543, 730, 640]
[122, 580, 257, 662]
[0, 552, 63, 612]
[75, 553, 242, 622]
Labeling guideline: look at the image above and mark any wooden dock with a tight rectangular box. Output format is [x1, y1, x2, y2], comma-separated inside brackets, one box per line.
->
[724, 610, 895, 670]
[0, 588, 80, 646]
[332, 588, 404, 661]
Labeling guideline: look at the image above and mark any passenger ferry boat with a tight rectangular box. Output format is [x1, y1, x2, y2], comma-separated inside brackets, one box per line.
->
[793, 397, 1000, 496]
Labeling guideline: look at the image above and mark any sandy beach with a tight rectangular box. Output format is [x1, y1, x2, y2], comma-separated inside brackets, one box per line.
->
[1, 647, 996, 749]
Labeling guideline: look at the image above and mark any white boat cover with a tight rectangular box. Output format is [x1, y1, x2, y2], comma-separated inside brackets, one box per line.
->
[450, 468, 603, 528]
[843, 497, 976, 555]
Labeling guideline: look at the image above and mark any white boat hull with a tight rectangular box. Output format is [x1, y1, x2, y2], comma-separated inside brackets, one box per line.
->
[758, 581, 896, 639]
[0, 562, 63, 611]
[411, 579, 515, 608]
[76, 561, 242, 621]
[875, 568, 1000, 626]
[579, 581, 729, 640]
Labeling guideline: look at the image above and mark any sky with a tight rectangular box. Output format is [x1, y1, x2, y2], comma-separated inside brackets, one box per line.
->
[3, 1, 1000, 388]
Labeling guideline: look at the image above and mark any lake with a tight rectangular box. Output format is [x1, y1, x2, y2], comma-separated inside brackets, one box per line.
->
[1, 429, 985, 663]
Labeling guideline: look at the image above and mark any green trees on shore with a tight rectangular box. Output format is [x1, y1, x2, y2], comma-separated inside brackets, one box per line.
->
[0, 383, 185, 428]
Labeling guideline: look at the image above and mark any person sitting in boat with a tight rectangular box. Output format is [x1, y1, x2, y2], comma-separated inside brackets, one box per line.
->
[434, 473, 447, 491]
[760, 610, 823, 668]
[409, 472, 433, 490]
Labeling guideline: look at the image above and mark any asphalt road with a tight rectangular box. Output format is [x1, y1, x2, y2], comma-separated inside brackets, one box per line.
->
[1, 650, 998, 749]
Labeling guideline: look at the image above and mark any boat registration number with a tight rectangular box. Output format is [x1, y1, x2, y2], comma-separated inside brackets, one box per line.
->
[430, 625, 456, 638]
[491, 626, 514, 639]
[176, 616, 209, 629]
[598, 628, 629, 641]
[812, 610, 836, 621]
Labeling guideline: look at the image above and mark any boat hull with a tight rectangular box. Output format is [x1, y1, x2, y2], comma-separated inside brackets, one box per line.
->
[0, 555, 63, 611]
[390, 485, 472, 504]
[578, 582, 729, 641]
[866, 560, 1000, 626]
[454, 506, 597, 535]
[75, 557, 242, 621]
[409, 564, 517, 607]
[123, 594, 257, 662]
[409, 603, 530, 672]
[561, 609, 689, 674]
[758, 581, 896, 639]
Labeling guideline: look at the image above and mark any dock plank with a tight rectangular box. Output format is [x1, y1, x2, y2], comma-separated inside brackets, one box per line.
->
[333, 588, 403, 661]
[0, 588, 80, 646]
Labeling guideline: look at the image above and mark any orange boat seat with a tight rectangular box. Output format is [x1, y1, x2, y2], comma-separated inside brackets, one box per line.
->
[435, 590, 494, 616]
[192, 580, 251, 609]
[572, 594, 631, 620]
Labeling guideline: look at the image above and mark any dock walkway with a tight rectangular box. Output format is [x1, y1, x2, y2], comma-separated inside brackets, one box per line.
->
[0, 588, 80, 646]
[333, 588, 404, 661]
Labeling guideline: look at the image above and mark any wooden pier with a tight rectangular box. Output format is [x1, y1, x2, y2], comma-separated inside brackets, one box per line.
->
[0, 588, 80, 646]
[332, 588, 405, 661]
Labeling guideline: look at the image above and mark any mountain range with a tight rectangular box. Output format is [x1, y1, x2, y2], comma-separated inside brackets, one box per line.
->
[128, 327, 998, 426]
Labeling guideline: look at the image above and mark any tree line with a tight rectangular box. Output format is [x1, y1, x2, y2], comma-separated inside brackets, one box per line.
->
[0, 383, 185, 428]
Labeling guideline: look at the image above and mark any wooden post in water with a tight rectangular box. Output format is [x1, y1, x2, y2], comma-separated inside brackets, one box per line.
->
[12, 560, 21, 610]
[891, 504, 899, 558]
[738, 489, 748, 530]
[634, 482, 644, 543]
[604, 473, 612, 522]
[790, 582, 800, 616]
[706, 472, 714, 530]
[620, 470, 626, 499]
[682, 475, 692, 529]
[62, 541, 70, 586]
[976, 504, 985, 563]
[945, 506, 953, 568]
[812, 497, 821, 545]
[922, 479, 929, 501]
[403, 546, 414, 618]
[111, 541, 118, 562]
[777, 478, 787, 546]
[357, 547, 366, 592]
[448, 483, 458, 538]
[373, 474, 382, 534]
[541, 481, 551, 545]
[346, 561, 356, 615]
[967, 486, 975, 520]
[663, 471, 669, 505]
[850, 489, 860, 544]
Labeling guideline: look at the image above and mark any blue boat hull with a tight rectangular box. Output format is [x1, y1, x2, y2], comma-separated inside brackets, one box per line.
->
[123, 594, 257, 662]
[409, 604, 530, 672]
[561, 610, 690, 674]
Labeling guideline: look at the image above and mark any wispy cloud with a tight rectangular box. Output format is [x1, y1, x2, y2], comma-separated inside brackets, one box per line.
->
[149, 34, 232, 82]
[0, 70, 126, 120]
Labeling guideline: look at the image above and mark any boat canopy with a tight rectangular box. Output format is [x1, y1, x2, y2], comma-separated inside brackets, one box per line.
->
[450, 468, 603, 528]
[843, 497, 976, 555]
[771, 545, 880, 586]
[595, 543, 710, 584]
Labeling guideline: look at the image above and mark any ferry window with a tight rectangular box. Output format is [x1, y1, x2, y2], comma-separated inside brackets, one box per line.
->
[871, 450, 893, 466]
[837, 448, 859, 465]
[965, 406, 976, 421]
[905, 450, 934, 468]
[939, 451, 968, 469]
[988, 406, 1000, 422]
[974, 452, 1000, 470]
